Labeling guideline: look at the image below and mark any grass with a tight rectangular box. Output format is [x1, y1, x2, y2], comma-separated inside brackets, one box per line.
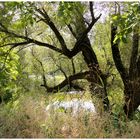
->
[0, 90, 140, 138]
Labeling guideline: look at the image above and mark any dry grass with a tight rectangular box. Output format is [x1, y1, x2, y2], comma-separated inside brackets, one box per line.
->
[0, 92, 140, 138]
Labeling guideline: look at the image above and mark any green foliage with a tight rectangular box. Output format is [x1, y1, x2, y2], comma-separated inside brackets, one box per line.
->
[0, 2, 140, 138]
[0, 47, 19, 103]
[0, 2, 36, 32]
[57, 2, 86, 25]
[112, 2, 140, 43]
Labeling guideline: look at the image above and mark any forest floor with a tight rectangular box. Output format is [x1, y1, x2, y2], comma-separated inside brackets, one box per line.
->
[0, 89, 140, 138]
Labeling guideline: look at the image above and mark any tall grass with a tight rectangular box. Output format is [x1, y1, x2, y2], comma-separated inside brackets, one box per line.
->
[0, 91, 140, 138]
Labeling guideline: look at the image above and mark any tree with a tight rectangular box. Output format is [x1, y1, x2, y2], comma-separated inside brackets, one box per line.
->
[111, 2, 140, 117]
[0, 2, 110, 109]
[2, 2, 140, 117]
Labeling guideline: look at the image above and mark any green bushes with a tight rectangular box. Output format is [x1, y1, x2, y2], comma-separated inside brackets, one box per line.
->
[0, 47, 19, 104]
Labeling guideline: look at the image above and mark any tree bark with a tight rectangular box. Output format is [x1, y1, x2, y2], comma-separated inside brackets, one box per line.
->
[80, 36, 109, 110]
[123, 80, 140, 117]
[123, 25, 140, 118]
[111, 23, 140, 118]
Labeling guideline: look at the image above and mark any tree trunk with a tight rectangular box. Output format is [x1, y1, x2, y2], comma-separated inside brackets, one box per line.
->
[78, 35, 109, 110]
[71, 10, 110, 110]
[123, 26, 140, 118]
[123, 80, 140, 118]
[111, 22, 140, 118]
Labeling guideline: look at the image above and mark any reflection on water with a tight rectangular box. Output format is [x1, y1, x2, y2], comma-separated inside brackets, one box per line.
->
[46, 98, 96, 115]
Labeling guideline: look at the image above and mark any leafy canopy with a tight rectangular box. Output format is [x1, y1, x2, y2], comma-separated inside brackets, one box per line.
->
[112, 2, 140, 43]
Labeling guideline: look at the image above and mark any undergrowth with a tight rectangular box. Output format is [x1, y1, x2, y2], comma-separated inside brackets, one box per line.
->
[0, 91, 140, 138]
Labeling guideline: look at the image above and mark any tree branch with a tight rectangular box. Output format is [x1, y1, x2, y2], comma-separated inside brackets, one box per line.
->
[32, 50, 85, 92]
[41, 71, 90, 93]
[36, 7, 101, 59]
[71, 58, 76, 74]
[0, 23, 63, 54]
[1, 4, 101, 61]
[31, 48, 47, 87]
[111, 24, 128, 84]
[89, 2, 95, 21]
[69, 13, 102, 58]
[50, 55, 68, 79]
[0, 41, 30, 49]
[36, 8, 70, 55]
[67, 24, 77, 39]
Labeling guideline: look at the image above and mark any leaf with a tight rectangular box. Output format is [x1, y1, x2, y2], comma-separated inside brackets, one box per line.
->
[112, 15, 118, 21]
[121, 36, 127, 43]
[113, 35, 120, 44]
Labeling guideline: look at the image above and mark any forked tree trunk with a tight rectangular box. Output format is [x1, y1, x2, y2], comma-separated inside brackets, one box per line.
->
[123, 27, 140, 118]
[74, 14, 109, 110]
[37, 2, 110, 110]
[111, 23, 140, 118]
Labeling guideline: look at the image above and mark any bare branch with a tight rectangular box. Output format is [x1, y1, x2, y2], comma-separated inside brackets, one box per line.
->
[0, 4, 101, 61]
[0, 41, 30, 49]
[36, 7, 101, 59]
[17, 44, 34, 53]
[31, 48, 47, 87]
[89, 2, 95, 20]
[84, 18, 90, 27]
[67, 24, 77, 39]
[50, 55, 68, 79]
[71, 58, 76, 74]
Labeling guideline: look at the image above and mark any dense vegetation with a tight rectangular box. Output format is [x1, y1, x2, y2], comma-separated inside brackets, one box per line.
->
[0, 1, 140, 138]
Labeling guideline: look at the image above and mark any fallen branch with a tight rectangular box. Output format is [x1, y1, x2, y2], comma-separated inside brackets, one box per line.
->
[41, 71, 90, 93]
